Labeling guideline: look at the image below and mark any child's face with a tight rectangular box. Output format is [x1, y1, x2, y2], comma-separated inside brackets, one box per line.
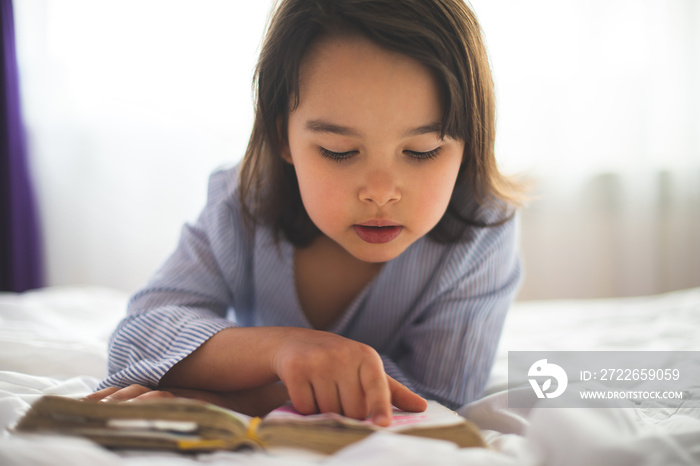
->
[283, 35, 464, 263]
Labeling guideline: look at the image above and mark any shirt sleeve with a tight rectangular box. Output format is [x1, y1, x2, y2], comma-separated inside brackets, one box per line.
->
[98, 167, 252, 390]
[379, 215, 522, 410]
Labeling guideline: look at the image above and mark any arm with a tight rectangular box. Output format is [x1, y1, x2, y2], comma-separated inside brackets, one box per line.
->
[158, 325, 425, 423]
[105, 322, 425, 422]
[100, 169, 244, 390]
[85, 382, 290, 417]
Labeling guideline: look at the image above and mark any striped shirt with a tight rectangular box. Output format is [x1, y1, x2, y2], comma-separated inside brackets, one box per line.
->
[99, 166, 521, 409]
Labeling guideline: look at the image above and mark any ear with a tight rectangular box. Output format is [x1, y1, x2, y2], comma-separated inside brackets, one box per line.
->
[280, 144, 293, 164]
[277, 116, 294, 165]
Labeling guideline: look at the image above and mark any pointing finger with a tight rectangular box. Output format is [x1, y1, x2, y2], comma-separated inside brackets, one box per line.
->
[359, 363, 392, 426]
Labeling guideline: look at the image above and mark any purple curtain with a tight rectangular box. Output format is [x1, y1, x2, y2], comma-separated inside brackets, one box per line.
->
[1, 0, 43, 292]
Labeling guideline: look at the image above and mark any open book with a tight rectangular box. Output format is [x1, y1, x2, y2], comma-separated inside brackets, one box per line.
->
[14, 395, 487, 454]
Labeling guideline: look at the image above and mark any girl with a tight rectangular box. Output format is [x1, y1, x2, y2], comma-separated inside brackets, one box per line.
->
[89, 0, 523, 426]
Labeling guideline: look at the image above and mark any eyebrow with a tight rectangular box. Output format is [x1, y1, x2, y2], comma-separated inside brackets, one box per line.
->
[304, 119, 443, 138]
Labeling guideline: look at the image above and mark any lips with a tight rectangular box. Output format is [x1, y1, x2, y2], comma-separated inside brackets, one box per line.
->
[353, 224, 403, 244]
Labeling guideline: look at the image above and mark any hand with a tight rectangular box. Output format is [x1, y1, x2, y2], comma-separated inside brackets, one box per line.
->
[83, 383, 290, 417]
[83, 384, 175, 402]
[272, 329, 427, 426]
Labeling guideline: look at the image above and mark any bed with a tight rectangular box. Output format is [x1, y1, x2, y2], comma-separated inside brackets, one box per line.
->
[1, 286, 699, 465]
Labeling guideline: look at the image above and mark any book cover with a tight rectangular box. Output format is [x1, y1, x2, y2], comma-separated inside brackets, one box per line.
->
[13, 395, 487, 455]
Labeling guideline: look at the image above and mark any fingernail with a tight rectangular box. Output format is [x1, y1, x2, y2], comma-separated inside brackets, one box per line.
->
[374, 414, 390, 426]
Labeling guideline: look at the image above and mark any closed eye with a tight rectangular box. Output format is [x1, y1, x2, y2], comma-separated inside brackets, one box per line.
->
[319, 147, 357, 161]
[319, 147, 442, 162]
[405, 147, 441, 161]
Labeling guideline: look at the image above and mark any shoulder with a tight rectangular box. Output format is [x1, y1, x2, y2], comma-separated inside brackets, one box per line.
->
[436, 206, 518, 260]
[193, 163, 260, 252]
[200, 164, 249, 226]
[432, 174, 517, 243]
[419, 211, 521, 294]
[204, 164, 241, 206]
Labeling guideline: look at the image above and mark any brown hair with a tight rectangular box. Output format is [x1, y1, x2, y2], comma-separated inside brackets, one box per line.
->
[239, 0, 524, 246]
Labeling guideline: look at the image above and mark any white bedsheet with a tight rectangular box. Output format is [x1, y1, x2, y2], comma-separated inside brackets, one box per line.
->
[1, 286, 699, 465]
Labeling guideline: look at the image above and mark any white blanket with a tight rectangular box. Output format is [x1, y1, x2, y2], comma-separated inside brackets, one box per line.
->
[1, 286, 699, 465]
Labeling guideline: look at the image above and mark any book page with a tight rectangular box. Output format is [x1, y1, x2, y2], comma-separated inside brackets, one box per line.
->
[263, 401, 464, 432]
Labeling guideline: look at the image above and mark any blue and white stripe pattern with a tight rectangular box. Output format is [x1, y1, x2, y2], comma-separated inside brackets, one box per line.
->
[99, 165, 522, 410]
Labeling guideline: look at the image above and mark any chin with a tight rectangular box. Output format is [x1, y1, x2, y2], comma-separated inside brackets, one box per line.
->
[349, 243, 407, 264]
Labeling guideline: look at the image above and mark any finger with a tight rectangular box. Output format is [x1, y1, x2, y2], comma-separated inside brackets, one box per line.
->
[127, 390, 176, 402]
[100, 384, 153, 403]
[387, 376, 428, 413]
[359, 363, 392, 426]
[337, 381, 369, 421]
[286, 380, 318, 415]
[313, 382, 342, 415]
[82, 386, 120, 401]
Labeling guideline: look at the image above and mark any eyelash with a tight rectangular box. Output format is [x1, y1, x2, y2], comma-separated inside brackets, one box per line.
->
[318, 147, 442, 162]
[406, 148, 441, 161]
[319, 147, 356, 161]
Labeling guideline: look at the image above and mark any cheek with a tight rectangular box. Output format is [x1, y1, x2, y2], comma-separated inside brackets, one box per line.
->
[295, 164, 349, 229]
[413, 163, 461, 226]
[420, 181, 453, 219]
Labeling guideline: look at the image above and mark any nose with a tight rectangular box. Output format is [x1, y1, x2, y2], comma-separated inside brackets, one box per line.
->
[358, 167, 401, 206]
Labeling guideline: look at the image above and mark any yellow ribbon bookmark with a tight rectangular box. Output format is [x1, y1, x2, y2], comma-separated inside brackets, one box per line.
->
[177, 417, 263, 451]
[177, 439, 228, 450]
[246, 416, 263, 445]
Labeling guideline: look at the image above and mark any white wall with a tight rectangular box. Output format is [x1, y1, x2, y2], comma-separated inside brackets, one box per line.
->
[516, 170, 700, 300]
[15, 0, 273, 294]
[470, 0, 700, 299]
